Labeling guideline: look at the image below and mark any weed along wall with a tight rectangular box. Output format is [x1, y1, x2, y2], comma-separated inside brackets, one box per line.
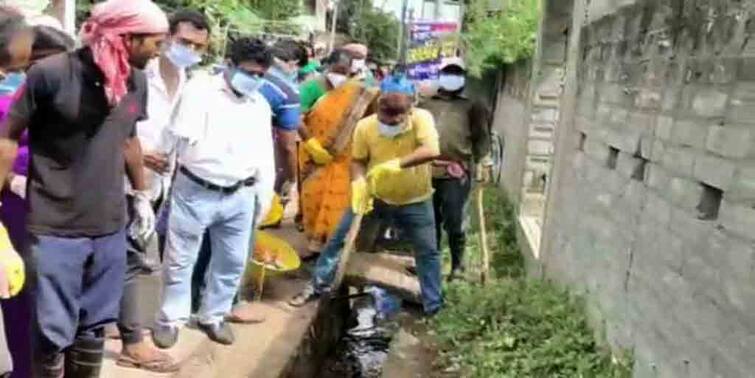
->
[495, 0, 755, 376]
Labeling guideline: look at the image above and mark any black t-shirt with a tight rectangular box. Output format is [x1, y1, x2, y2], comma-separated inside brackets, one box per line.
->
[9, 48, 148, 237]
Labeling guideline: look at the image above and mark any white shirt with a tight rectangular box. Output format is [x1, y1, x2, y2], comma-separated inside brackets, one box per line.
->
[164, 72, 275, 215]
[131, 58, 187, 201]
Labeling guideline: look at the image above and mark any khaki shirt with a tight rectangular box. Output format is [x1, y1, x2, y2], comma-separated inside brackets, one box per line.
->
[420, 96, 491, 178]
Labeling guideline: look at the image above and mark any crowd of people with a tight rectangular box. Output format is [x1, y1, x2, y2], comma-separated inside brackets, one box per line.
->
[0, 0, 492, 376]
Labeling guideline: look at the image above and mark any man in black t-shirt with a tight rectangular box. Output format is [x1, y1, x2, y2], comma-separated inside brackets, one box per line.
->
[0, 1, 168, 375]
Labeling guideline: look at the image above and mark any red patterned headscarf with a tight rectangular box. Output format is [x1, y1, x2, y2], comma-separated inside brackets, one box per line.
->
[79, 0, 168, 105]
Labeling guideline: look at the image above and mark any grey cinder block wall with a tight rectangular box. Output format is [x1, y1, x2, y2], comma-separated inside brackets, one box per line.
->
[493, 0, 755, 376]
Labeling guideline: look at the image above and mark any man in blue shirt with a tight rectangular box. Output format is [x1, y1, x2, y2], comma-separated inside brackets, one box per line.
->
[260, 39, 307, 200]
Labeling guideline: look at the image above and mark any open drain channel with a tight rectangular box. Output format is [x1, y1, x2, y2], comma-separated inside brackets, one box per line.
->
[282, 286, 403, 378]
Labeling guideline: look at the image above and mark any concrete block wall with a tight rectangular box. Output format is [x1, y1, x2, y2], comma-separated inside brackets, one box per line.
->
[539, 0, 755, 376]
[493, 61, 533, 202]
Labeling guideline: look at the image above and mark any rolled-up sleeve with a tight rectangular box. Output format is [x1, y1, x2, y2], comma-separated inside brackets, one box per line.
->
[275, 94, 301, 131]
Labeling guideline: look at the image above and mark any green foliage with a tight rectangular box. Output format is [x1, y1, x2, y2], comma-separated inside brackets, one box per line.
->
[463, 0, 541, 76]
[248, 0, 301, 21]
[469, 188, 524, 278]
[163, 0, 264, 57]
[431, 188, 632, 377]
[77, 0, 303, 59]
[337, 0, 400, 62]
[431, 279, 633, 377]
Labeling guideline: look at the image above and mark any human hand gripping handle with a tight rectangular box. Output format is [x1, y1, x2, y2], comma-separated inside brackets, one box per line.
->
[350, 177, 373, 215]
[475, 156, 495, 183]
[303, 138, 334, 165]
[130, 191, 156, 243]
[0, 224, 24, 299]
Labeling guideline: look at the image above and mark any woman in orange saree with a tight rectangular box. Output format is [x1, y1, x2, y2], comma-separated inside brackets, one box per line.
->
[299, 58, 378, 255]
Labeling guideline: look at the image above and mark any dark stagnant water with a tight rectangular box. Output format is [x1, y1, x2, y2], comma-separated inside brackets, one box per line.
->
[318, 286, 402, 378]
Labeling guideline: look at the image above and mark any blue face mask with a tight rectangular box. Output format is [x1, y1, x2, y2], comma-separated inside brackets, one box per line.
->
[272, 62, 298, 83]
[165, 43, 202, 69]
[378, 121, 406, 138]
[229, 69, 263, 97]
[0, 72, 26, 96]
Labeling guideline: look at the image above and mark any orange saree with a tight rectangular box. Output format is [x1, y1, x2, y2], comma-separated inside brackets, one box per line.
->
[299, 81, 374, 251]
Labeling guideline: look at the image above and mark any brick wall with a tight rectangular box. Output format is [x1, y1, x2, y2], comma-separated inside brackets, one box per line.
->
[538, 0, 755, 376]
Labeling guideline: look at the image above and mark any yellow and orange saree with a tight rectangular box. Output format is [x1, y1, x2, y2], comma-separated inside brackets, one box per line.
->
[299, 81, 377, 251]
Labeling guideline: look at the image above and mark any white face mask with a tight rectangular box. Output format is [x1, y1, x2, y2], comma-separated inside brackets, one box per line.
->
[327, 72, 348, 88]
[378, 121, 406, 138]
[438, 74, 465, 92]
[351, 59, 367, 74]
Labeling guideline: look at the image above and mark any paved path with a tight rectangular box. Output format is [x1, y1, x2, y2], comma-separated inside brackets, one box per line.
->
[100, 220, 317, 378]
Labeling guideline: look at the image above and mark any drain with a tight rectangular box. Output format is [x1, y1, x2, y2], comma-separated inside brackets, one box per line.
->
[319, 286, 402, 378]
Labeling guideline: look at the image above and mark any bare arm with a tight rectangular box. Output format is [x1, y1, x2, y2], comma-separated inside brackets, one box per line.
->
[0, 117, 28, 187]
[297, 121, 312, 141]
[124, 137, 147, 191]
[399, 145, 440, 169]
[351, 159, 368, 181]
[277, 129, 298, 189]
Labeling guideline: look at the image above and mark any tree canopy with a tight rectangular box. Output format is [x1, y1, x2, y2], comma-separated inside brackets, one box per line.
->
[337, 0, 400, 62]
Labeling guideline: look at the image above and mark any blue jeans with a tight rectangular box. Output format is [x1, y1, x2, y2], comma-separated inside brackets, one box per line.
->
[313, 200, 443, 314]
[30, 229, 127, 354]
[157, 173, 257, 326]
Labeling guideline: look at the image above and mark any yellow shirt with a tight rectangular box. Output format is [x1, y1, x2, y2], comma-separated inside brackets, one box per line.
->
[352, 108, 440, 205]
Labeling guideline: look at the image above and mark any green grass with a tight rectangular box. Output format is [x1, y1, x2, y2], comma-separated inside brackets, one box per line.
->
[430, 188, 632, 378]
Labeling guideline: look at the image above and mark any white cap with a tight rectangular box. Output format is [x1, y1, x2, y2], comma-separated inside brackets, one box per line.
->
[439, 56, 465, 72]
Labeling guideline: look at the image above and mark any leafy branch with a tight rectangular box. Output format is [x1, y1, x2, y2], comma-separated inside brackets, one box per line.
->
[462, 0, 541, 76]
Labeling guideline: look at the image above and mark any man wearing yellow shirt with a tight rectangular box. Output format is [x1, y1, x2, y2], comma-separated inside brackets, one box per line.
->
[290, 75, 443, 315]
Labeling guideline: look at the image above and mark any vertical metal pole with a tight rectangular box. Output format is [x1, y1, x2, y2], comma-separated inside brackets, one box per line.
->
[434, 0, 442, 20]
[398, 0, 409, 66]
[64, 0, 76, 35]
[328, 0, 339, 53]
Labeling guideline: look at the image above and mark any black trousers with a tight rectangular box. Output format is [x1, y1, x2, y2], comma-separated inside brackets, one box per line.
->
[432, 178, 472, 271]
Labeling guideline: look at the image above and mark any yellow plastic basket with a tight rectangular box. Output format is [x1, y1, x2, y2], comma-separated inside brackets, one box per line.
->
[247, 230, 301, 284]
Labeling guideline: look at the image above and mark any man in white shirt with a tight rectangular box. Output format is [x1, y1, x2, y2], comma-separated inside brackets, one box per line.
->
[117, 10, 210, 372]
[153, 37, 275, 347]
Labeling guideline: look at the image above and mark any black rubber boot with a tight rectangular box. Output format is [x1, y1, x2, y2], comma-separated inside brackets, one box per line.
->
[63, 335, 104, 378]
[33, 352, 64, 378]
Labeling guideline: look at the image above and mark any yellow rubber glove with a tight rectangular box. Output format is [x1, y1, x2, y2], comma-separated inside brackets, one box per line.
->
[351, 178, 373, 215]
[259, 194, 284, 228]
[366, 158, 402, 182]
[304, 138, 334, 165]
[0, 224, 24, 298]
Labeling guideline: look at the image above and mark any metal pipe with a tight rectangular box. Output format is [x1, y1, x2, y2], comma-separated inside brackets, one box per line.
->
[328, 0, 340, 53]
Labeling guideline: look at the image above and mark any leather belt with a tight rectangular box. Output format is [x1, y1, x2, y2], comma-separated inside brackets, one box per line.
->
[179, 166, 256, 194]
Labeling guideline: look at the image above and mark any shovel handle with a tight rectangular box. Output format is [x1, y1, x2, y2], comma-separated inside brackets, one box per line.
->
[476, 187, 490, 285]
[331, 213, 364, 292]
